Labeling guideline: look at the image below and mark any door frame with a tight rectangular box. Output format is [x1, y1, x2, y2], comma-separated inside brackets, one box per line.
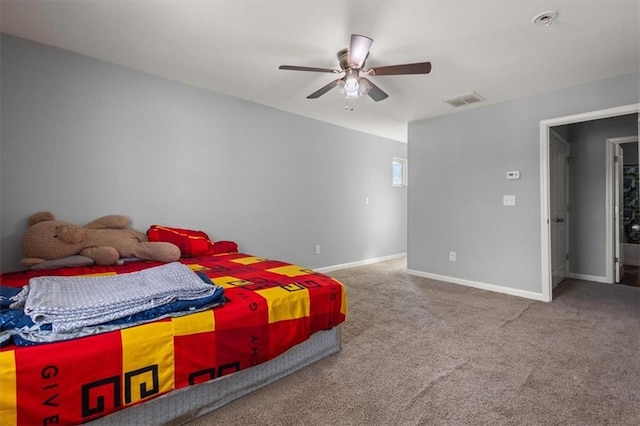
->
[606, 135, 639, 283]
[539, 103, 640, 302]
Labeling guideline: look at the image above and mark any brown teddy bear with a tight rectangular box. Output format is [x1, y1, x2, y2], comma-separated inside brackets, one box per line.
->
[21, 212, 181, 267]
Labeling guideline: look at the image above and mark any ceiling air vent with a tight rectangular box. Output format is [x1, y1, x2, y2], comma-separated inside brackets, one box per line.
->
[444, 92, 485, 107]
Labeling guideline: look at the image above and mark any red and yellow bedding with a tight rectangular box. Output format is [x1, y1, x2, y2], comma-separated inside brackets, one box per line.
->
[0, 253, 347, 425]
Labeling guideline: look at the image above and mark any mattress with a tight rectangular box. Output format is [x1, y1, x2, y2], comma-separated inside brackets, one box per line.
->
[93, 325, 342, 425]
[0, 253, 347, 425]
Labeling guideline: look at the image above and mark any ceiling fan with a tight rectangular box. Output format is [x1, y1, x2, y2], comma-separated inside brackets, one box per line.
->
[279, 34, 431, 103]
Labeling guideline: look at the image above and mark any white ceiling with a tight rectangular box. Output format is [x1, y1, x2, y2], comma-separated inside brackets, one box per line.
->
[2, 1, 639, 142]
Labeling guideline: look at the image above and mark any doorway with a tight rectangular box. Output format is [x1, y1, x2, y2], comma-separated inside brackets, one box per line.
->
[619, 141, 640, 286]
[606, 136, 639, 287]
[539, 103, 640, 302]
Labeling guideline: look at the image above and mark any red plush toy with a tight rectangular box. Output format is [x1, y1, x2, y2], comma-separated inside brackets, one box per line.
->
[147, 225, 238, 257]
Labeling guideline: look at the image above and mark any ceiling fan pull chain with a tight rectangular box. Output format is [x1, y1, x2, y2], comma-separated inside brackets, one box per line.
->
[345, 97, 354, 111]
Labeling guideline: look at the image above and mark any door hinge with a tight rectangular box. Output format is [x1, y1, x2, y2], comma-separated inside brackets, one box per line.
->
[615, 257, 619, 263]
[567, 157, 572, 164]
[614, 156, 619, 163]
[566, 253, 569, 260]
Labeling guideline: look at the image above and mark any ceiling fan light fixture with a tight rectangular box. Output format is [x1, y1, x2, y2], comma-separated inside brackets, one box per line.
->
[344, 70, 359, 89]
[343, 70, 360, 98]
[344, 78, 359, 91]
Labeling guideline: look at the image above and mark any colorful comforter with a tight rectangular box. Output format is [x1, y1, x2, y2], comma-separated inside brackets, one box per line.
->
[0, 253, 347, 425]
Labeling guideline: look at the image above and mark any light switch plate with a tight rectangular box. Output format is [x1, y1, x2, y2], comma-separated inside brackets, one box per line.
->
[503, 195, 516, 206]
[507, 171, 520, 180]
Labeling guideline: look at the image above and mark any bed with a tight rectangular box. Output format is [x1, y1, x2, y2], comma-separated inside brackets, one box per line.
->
[0, 251, 347, 425]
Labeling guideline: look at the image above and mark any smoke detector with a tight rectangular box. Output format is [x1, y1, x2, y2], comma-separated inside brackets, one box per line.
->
[444, 92, 485, 108]
[532, 11, 558, 27]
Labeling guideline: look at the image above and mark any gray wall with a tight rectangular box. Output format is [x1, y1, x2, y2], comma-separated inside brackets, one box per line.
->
[565, 115, 638, 278]
[408, 72, 639, 295]
[0, 34, 407, 273]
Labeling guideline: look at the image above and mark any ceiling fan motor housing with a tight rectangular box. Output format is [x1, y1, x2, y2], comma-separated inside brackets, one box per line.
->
[337, 48, 351, 70]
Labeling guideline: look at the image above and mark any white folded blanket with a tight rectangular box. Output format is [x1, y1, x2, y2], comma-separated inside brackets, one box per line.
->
[22, 262, 217, 333]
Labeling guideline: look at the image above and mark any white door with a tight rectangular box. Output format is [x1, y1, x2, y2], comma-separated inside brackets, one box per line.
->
[614, 144, 624, 283]
[550, 132, 570, 288]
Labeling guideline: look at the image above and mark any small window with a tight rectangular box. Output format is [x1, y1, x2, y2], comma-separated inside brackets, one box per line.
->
[392, 158, 407, 187]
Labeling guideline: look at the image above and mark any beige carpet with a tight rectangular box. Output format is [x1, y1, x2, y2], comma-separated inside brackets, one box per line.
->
[186, 257, 640, 425]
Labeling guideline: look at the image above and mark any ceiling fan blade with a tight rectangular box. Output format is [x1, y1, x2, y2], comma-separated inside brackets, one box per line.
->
[279, 65, 340, 73]
[307, 78, 342, 99]
[360, 77, 388, 102]
[368, 62, 432, 76]
[348, 34, 373, 68]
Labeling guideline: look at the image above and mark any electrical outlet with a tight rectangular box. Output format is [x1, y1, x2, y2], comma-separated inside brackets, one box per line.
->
[315, 245, 321, 255]
[449, 251, 456, 262]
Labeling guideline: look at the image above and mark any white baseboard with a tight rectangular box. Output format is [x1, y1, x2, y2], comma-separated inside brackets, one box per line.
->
[567, 273, 610, 284]
[315, 253, 406, 273]
[406, 269, 547, 302]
